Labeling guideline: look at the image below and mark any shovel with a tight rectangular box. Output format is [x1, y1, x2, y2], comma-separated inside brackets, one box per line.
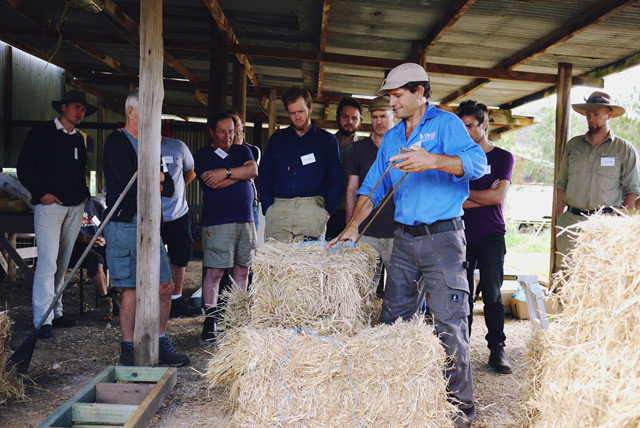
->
[7, 171, 138, 374]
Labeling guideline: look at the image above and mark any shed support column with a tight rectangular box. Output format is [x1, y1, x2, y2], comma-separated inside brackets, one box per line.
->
[136, 0, 164, 367]
[3, 45, 13, 166]
[268, 89, 276, 137]
[549, 62, 572, 285]
[209, 21, 228, 123]
[96, 100, 105, 194]
[232, 59, 247, 120]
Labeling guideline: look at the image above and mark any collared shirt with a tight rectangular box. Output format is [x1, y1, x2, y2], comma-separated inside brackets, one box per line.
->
[258, 121, 344, 215]
[556, 131, 640, 210]
[358, 103, 486, 226]
[54, 117, 77, 135]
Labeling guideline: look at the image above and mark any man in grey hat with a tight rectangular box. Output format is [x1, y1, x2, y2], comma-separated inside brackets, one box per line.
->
[555, 91, 640, 269]
[328, 63, 486, 428]
[17, 90, 94, 338]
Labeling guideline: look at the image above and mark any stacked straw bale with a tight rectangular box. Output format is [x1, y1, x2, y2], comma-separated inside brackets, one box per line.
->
[206, 321, 456, 427]
[525, 215, 640, 427]
[0, 311, 23, 404]
[208, 241, 456, 427]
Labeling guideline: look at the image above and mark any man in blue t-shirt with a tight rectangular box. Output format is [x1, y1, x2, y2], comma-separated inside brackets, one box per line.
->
[194, 112, 258, 342]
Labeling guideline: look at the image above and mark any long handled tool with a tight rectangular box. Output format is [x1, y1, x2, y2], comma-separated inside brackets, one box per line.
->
[7, 171, 138, 374]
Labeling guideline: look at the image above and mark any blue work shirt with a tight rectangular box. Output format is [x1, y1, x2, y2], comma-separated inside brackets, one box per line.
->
[359, 103, 487, 226]
[259, 122, 344, 215]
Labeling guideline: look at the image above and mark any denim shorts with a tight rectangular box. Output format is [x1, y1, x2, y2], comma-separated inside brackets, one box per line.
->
[104, 218, 172, 288]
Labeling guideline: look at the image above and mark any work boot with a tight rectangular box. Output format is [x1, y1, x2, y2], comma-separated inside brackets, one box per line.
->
[51, 316, 79, 328]
[170, 298, 203, 318]
[200, 306, 218, 342]
[488, 345, 513, 374]
[38, 324, 53, 339]
[107, 288, 120, 317]
[158, 336, 190, 367]
[119, 341, 134, 366]
[98, 294, 113, 321]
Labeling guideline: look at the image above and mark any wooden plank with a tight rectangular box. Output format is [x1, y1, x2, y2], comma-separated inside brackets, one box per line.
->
[232, 60, 247, 120]
[317, 0, 331, 94]
[95, 383, 156, 405]
[422, 0, 475, 53]
[37, 367, 116, 428]
[72, 403, 137, 425]
[123, 367, 177, 428]
[114, 366, 171, 383]
[0, 234, 34, 283]
[268, 89, 276, 138]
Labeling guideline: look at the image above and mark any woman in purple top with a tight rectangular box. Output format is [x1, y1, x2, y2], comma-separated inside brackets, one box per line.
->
[456, 100, 515, 375]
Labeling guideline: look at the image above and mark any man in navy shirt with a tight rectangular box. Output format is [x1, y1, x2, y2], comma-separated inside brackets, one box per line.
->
[259, 86, 343, 241]
[194, 112, 258, 342]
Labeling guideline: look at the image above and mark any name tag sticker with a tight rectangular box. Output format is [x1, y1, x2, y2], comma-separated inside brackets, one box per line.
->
[215, 148, 228, 159]
[484, 165, 492, 175]
[162, 155, 174, 164]
[92, 215, 101, 227]
[601, 157, 615, 167]
[74, 147, 78, 160]
[301, 153, 316, 165]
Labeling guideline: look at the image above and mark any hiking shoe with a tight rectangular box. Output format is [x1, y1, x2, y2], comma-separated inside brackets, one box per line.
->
[98, 295, 114, 321]
[159, 336, 190, 367]
[170, 298, 202, 318]
[52, 316, 79, 328]
[200, 306, 219, 342]
[107, 288, 120, 317]
[38, 324, 53, 339]
[489, 345, 513, 374]
[119, 341, 135, 366]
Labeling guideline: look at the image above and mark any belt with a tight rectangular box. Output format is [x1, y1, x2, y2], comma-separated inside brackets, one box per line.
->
[568, 206, 614, 216]
[401, 218, 464, 236]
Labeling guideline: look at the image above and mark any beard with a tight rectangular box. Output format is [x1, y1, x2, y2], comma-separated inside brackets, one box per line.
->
[338, 126, 355, 137]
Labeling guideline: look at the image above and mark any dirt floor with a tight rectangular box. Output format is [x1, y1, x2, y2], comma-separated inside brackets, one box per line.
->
[0, 260, 534, 428]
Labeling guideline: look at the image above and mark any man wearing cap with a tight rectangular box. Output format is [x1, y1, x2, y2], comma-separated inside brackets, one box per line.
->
[328, 63, 486, 428]
[259, 86, 343, 241]
[556, 91, 640, 269]
[17, 90, 94, 339]
[326, 97, 363, 239]
[344, 95, 396, 295]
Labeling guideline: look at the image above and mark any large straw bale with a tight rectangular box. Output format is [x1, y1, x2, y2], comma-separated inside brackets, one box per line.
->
[206, 320, 456, 427]
[525, 215, 640, 427]
[247, 240, 380, 334]
[0, 311, 23, 404]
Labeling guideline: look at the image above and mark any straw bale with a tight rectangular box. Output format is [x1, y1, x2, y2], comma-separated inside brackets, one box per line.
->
[206, 320, 456, 427]
[0, 311, 23, 404]
[525, 215, 640, 427]
[246, 240, 380, 335]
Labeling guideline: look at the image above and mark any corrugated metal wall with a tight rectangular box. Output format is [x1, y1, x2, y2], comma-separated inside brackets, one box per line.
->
[171, 129, 209, 222]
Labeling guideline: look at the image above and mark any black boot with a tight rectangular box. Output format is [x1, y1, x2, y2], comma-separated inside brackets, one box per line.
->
[488, 345, 513, 374]
[201, 306, 218, 342]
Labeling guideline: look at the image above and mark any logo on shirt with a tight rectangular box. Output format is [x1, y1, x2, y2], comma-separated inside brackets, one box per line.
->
[419, 132, 436, 143]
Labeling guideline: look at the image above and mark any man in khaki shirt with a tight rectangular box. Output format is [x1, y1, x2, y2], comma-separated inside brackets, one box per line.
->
[555, 91, 640, 269]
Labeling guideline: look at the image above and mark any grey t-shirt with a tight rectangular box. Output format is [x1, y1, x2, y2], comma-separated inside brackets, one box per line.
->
[161, 137, 194, 221]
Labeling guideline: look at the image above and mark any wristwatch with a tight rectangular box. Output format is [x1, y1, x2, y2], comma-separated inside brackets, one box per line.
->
[226, 168, 232, 179]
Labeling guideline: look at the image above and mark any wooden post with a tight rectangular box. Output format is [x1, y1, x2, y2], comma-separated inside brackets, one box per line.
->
[268, 89, 276, 137]
[96, 100, 105, 194]
[7, 233, 16, 283]
[232, 59, 246, 120]
[549, 62, 572, 285]
[135, 0, 164, 367]
[3, 45, 13, 165]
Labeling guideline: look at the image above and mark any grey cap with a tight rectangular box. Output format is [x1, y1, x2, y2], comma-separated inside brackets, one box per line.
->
[368, 96, 391, 113]
[378, 63, 430, 96]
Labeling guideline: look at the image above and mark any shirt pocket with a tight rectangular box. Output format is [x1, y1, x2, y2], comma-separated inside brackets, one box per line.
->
[595, 153, 621, 191]
[567, 150, 588, 177]
[108, 247, 131, 280]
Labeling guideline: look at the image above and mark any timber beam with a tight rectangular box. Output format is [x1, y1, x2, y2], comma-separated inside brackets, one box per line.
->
[422, 0, 475, 54]
[317, 0, 331, 94]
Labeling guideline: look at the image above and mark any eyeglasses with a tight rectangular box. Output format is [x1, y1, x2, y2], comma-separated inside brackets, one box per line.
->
[215, 129, 235, 137]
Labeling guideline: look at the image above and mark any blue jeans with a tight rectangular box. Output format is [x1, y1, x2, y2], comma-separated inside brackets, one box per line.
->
[382, 226, 474, 427]
[466, 232, 507, 348]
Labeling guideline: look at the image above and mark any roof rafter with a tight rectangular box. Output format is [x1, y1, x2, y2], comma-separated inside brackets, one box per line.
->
[202, 0, 259, 88]
[317, 0, 331, 95]
[422, 0, 475, 54]
[439, 0, 637, 105]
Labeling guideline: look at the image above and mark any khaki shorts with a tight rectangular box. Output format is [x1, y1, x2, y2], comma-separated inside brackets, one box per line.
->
[265, 196, 328, 241]
[202, 222, 257, 269]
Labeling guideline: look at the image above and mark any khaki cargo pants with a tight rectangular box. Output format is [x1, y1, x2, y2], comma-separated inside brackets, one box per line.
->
[264, 196, 328, 242]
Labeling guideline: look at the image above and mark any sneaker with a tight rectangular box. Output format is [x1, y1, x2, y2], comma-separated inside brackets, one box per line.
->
[488, 345, 513, 374]
[38, 324, 53, 339]
[170, 298, 203, 318]
[158, 336, 190, 367]
[52, 316, 79, 328]
[119, 341, 134, 366]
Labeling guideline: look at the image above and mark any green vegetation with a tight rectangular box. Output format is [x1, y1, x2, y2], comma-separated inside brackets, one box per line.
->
[504, 222, 551, 282]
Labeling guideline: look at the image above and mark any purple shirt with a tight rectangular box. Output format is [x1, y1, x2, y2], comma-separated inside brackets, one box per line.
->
[194, 144, 255, 227]
[463, 146, 514, 243]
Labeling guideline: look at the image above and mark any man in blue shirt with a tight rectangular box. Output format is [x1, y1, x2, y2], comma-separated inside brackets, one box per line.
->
[328, 63, 486, 428]
[258, 86, 344, 241]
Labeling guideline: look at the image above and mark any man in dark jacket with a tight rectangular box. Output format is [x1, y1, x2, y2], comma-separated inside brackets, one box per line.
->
[103, 89, 189, 367]
[17, 90, 93, 339]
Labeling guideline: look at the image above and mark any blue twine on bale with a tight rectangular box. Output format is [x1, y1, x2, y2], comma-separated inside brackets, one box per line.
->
[297, 236, 357, 253]
[274, 328, 363, 428]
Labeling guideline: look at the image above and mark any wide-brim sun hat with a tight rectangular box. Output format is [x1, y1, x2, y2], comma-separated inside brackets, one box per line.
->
[571, 91, 625, 118]
[378, 63, 430, 96]
[368, 96, 391, 112]
[51, 90, 98, 117]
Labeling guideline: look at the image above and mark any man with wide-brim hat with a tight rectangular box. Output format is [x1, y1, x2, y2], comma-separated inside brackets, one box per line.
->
[17, 90, 94, 339]
[555, 91, 640, 270]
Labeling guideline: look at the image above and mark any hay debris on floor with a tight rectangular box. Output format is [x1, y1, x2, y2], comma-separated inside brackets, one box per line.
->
[206, 320, 456, 428]
[525, 215, 640, 427]
[0, 310, 23, 404]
